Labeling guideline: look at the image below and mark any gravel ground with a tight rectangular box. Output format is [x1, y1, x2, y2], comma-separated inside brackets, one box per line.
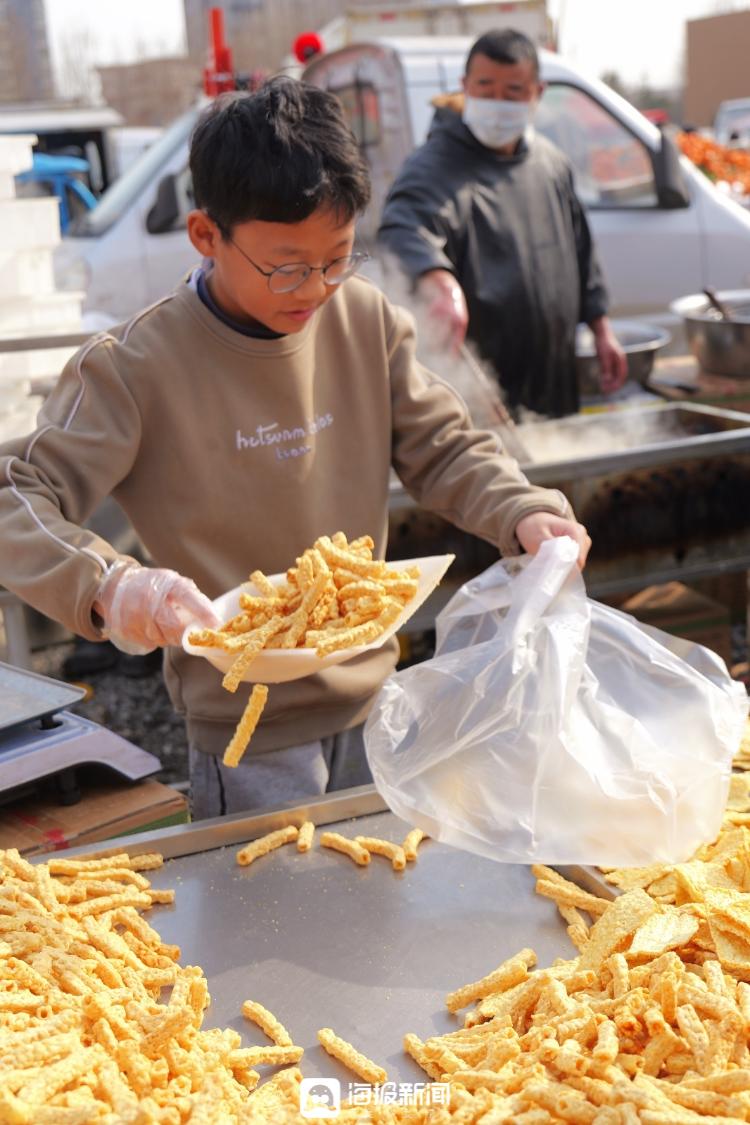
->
[31, 642, 190, 789]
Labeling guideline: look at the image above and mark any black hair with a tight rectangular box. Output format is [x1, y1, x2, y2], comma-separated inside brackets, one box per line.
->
[465, 28, 540, 79]
[189, 76, 371, 234]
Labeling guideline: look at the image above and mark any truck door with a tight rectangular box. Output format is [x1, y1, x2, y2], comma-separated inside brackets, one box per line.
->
[304, 45, 414, 244]
[64, 108, 200, 319]
[536, 83, 703, 316]
[142, 159, 197, 301]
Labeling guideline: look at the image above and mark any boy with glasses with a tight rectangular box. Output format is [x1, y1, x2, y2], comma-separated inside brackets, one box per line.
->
[0, 78, 590, 818]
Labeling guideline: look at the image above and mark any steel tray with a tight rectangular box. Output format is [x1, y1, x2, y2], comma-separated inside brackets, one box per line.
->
[43, 788, 615, 1086]
[516, 402, 750, 485]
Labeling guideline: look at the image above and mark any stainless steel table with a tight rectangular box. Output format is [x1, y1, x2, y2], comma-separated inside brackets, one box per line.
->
[55, 788, 596, 1087]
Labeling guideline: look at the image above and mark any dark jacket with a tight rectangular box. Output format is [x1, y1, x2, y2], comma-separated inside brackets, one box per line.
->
[378, 100, 609, 417]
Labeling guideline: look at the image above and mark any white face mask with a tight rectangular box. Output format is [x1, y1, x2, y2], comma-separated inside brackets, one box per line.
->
[462, 96, 534, 149]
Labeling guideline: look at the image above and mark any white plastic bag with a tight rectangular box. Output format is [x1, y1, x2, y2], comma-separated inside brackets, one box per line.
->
[365, 537, 748, 866]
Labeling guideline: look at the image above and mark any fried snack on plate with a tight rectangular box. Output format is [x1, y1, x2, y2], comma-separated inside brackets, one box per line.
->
[187, 531, 423, 677]
[249, 569, 277, 599]
[222, 684, 269, 767]
[317, 1026, 387, 1085]
[188, 532, 427, 763]
[222, 617, 286, 693]
[236, 825, 298, 867]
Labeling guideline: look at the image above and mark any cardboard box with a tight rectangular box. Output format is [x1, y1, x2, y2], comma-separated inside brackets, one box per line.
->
[0, 777, 188, 857]
[620, 581, 733, 668]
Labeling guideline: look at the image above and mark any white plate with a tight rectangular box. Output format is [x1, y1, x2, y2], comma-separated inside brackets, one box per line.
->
[182, 554, 455, 684]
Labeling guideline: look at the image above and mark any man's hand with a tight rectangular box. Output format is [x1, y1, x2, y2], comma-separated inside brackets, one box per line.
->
[590, 316, 627, 394]
[95, 562, 220, 654]
[515, 512, 591, 570]
[418, 269, 468, 353]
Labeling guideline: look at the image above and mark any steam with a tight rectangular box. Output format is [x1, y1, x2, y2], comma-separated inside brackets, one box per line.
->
[369, 253, 684, 468]
[372, 252, 518, 434]
[515, 407, 684, 465]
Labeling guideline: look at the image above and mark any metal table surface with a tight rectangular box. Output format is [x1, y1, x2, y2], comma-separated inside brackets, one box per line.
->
[72, 795, 593, 1087]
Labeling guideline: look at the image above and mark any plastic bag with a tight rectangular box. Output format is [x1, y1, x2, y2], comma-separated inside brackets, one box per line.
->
[365, 537, 748, 866]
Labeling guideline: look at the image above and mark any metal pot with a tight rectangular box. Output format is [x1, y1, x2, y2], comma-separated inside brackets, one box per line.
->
[671, 289, 750, 378]
[575, 319, 671, 397]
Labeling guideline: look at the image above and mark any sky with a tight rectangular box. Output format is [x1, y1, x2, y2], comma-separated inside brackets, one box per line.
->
[43, 0, 750, 92]
[548, 0, 750, 88]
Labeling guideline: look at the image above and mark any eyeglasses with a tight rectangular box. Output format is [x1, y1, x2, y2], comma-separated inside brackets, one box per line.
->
[229, 237, 370, 294]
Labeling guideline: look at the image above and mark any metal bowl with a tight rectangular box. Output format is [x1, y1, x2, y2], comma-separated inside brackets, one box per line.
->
[670, 289, 750, 378]
[575, 319, 672, 397]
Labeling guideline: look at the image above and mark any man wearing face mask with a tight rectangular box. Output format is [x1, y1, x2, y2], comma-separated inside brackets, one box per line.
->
[377, 29, 626, 418]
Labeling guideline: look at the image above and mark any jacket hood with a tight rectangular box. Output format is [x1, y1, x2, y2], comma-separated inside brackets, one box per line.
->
[431, 90, 465, 112]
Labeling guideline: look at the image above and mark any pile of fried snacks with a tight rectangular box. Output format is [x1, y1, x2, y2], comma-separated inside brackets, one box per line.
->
[234, 823, 426, 870]
[187, 532, 420, 769]
[8, 720, 750, 1124]
[733, 720, 750, 772]
[0, 847, 263, 1123]
[233, 863, 750, 1123]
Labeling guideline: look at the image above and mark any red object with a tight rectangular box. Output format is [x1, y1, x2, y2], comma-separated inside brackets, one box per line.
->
[643, 108, 670, 126]
[293, 31, 324, 63]
[203, 6, 236, 96]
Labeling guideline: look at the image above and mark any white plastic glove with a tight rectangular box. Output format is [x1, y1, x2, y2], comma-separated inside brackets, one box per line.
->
[418, 269, 469, 353]
[94, 562, 220, 655]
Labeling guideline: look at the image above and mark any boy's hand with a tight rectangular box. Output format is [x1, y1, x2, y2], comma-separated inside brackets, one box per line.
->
[514, 512, 591, 570]
[94, 563, 220, 654]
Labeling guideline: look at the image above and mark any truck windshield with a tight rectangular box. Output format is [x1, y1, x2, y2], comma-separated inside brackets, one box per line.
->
[69, 106, 201, 238]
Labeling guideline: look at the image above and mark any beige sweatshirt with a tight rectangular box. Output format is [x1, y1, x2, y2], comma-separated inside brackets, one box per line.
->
[0, 276, 571, 752]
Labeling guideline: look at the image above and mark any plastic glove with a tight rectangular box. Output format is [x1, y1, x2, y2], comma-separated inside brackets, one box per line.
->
[94, 562, 220, 655]
[418, 269, 469, 352]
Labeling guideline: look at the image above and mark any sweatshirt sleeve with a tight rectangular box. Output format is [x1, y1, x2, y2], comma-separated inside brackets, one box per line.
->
[377, 158, 458, 282]
[0, 335, 142, 640]
[387, 303, 573, 555]
[569, 168, 609, 324]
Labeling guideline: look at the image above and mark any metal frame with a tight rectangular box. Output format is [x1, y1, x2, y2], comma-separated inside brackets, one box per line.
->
[50, 784, 390, 863]
[39, 782, 617, 908]
[51, 794, 604, 1084]
[521, 402, 750, 485]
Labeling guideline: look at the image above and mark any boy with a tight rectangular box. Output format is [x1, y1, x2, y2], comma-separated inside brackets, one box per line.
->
[0, 78, 589, 819]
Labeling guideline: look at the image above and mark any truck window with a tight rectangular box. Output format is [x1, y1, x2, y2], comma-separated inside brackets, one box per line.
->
[536, 84, 658, 209]
[330, 82, 381, 147]
[70, 107, 201, 238]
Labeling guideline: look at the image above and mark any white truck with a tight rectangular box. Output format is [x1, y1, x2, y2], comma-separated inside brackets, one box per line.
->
[56, 3, 750, 322]
[302, 0, 551, 52]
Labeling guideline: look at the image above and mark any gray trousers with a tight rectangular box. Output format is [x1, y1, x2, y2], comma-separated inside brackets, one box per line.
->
[187, 721, 371, 820]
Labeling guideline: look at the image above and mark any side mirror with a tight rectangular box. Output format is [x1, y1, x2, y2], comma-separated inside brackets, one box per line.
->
[146, 173, 180, 234]
[651, 131, 690, 209]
